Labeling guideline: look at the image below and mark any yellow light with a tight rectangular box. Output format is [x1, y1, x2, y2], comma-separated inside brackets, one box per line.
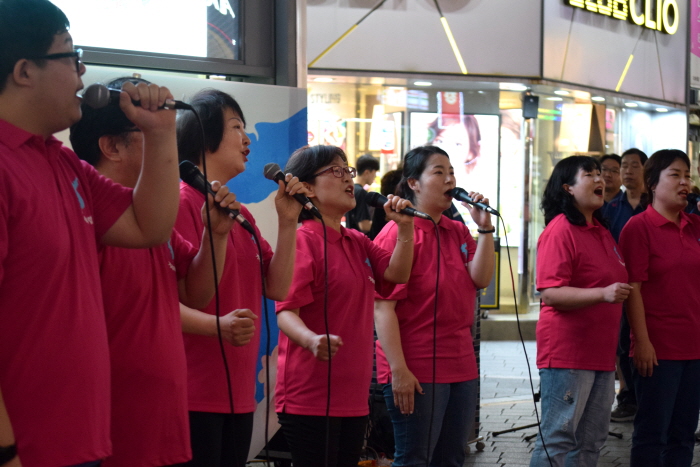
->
[440, 16, 468, 75]
[308, 24, 358, 68]
[616, 54, 634, 92]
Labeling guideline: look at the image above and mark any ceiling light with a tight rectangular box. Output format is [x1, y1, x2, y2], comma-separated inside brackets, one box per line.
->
[547, 97, 563, 101]
[624, 102, 639, 108]
[655, 107, 668, 113]
[499, 83, 528, 92]
[554, 90, 570, 96]
[591, 96, 606, 102]
[413, 81, 432, 87]
[313, 77, 334, 83]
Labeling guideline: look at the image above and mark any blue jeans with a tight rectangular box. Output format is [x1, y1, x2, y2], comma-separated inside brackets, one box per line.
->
[383, 379, 477, 467]
[630, 359, 700, 467]
[529, 369, 615, 467]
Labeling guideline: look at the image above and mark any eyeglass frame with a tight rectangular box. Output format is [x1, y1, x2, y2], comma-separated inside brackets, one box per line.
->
[601, 167, 620, 175]
[309, 165, 357, 179]
[27, 48, 83, 74]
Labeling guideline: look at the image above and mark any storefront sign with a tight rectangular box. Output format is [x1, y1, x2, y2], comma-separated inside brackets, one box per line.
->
[567, 0, 679, 34]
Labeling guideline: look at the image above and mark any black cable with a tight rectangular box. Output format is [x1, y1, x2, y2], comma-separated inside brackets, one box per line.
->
[425, 217, 440, 466]
[321, 218, 331, 467]
[252, 233, 271, 464]
[499, 215, 553, 466]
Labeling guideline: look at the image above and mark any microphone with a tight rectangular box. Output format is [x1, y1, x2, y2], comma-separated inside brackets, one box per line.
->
[365, 191, 431, 220]
[179, 160, 255, 235]
[82, 83, 193, 111]
[263, 163, 322, 219]
[450, 187, 499, 216]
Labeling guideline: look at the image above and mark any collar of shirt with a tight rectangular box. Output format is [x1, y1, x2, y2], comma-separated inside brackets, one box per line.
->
[302, 219, 350, 244]
[646, 203, 692, 230]
[414, 214, 456, 234]
[0, 118, 63, 156]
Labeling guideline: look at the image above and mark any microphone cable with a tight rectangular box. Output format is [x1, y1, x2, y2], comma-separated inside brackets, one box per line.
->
[320, 218, 332, 467]
[498, 215, 553, 466]
[425, 217, 441, 466]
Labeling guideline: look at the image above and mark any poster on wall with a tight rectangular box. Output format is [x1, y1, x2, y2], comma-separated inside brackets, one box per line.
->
[410, 112, 500, 234]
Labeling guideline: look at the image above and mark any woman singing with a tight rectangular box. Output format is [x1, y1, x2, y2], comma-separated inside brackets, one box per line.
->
[529, 155, 630, 467]
[275, 145, 414, 467]
[619, 150, 700, 467]
[373, 145, 495, 467]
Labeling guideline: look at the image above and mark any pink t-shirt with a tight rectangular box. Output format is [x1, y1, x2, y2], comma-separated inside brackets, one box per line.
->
[536, 214, 628, 371]
[619, 205, 700, 360]
[275, 220, 392, 417]
[0, 119, 132, 467]
[176, 183, 273, 413]
[374, 216, 479, 384]
[99, 230, 196, 467]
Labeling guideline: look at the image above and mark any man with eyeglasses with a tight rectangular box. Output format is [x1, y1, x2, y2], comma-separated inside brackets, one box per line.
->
[601, 154, 622, 203]
[0, 1, 181, 466]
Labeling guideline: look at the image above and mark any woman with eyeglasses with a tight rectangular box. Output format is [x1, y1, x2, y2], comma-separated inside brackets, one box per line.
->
[373, 146, 495, 467]
[275, 145, 415, 467]
[619, 150, 700, 467]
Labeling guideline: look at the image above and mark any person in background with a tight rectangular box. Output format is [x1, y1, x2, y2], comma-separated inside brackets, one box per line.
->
[345, 153, 379, 235]
[276, 145, 415, 467]
[0, 1, 181, 466]
[529, 156, 630, 467]
[374, 145, 495, 467]
[619, 149, 700, 467]
[175, 88, 307, 467]
[601, 154, 622, 203]
[368, 169, 402, 240]
[602, 147, 648, 424]
[70, 77, 240, 467]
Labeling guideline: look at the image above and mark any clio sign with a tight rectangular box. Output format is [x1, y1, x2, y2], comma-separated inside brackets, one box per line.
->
[567, 0, 679, 34]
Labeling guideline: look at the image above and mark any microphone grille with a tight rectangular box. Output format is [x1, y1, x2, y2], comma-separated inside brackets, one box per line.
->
[263, 163, 281, 180]
[82, 84, 110, 110]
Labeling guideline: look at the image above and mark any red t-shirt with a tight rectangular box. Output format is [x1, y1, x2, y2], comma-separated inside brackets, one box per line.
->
[99, 230, 196, 467]
[176, 183, 273, 413]
[535, 214, 628, 371]
[0, 119, 132, 467]
[275, 220, 392, 417]
[374, 216, 479, 384]
[619, 205, 700, 360]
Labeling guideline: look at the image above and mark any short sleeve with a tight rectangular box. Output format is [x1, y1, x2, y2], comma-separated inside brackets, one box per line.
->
[171, 229, 198, 280]
[175, 185, 205, 246]
[619, 215, 650, 283]
[373, 222, 408, 300]
[536, 222, 574, 290]
[81, 160, 133, 240]
[276, 235, 316, 312]
[462, 226, 478, 263]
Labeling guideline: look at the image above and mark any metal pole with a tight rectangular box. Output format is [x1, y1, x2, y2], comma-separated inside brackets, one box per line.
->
[518, 118, 534, 311]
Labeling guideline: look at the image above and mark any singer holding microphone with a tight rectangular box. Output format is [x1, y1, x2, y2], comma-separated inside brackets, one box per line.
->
[174, 89, 308, 467]
[275, 145, 415, 467]
[529, 156, 630, 467]
[373, 145, 495, 467]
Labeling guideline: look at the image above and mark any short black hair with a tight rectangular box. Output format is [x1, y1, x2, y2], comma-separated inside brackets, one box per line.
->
[621, 147, 648, 165]
[645, 149, 690, 204]
[396, 145, 449, 204]
[0, 0, 70, 93]
[356, 154, 379, 174]
[284, 145, 348, 221]
[541, 155, 607, 227]
[177, 88, 246, 166]
[600, 154, 621, 167]
[70, 77, 150, 166]
[380, 169, 402, 196]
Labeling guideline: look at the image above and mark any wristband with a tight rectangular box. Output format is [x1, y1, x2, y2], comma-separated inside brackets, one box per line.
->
[477, 227, 495, 234]
[397, 237, 414, 243]
[0, 444, 17, 466]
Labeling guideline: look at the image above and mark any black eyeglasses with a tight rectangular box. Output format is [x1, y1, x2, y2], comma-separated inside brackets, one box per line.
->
[310, 166, 357, 179]
[28, 48, 83, 73]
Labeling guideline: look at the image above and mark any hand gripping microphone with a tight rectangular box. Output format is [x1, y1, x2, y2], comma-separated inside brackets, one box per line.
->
[263, 163, 322, 219]
[365, 191, 431, 219]
[179, 160, 255, 235]
[82, 83, 193, 111]
[450, 187, 499, 216]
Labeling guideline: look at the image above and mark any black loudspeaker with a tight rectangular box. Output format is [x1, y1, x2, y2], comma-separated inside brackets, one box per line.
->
[522, 95, 539, 119]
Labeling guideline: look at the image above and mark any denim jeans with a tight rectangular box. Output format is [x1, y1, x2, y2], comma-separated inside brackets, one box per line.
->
[529, 369, 615, 467]
[630, 359, 700, 467]
[383, 379, 478, 467]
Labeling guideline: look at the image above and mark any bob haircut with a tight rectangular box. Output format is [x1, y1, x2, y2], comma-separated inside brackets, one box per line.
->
[0, 0, 69, 93]
[177, 88, 246, 166]
[644, 149, 690, 204]
[284, 145, 348, 221]
[541, 155, 607, 227]
[395, 145, 449, 204]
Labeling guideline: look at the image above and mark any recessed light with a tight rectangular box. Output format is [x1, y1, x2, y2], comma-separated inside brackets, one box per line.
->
[625, 102, 639, 108]
[414, 81, 432, 87]
[547, 97, 563, 101]
[313, 77, 334, 83]
[499, 83, 528, 92]
[655, 107, 669, 113]
[591, 96, 606, 102]
[554, 90, 570, 96]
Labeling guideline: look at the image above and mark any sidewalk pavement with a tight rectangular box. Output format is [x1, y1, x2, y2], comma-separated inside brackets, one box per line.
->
[469, 341, 700, 466]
